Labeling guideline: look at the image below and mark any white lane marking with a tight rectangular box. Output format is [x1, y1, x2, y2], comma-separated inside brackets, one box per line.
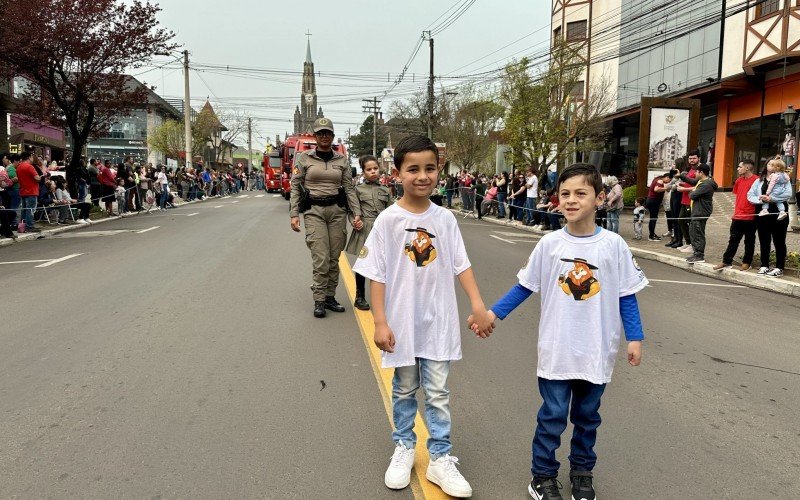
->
[0, 259, 50, 265]
[648, 278, 746, 288]
[490, 234, 516, 245]
[186, 212, 199, 217]
[231, 200, 239, 204]
[494, 231, 539, 238]
[272, 194, 282, 198]
[35, 253, 83, 268]
[214, 205, 223, 208]
[136, 226, 160, 234]
[238, 195, 249, 198]
[255, 194, 265, 198]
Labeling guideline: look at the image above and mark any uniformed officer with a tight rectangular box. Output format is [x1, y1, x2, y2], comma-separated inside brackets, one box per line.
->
[290, 118, 362, 318]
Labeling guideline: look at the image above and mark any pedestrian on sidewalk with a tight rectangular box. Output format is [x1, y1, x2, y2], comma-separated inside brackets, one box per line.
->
[472, 163, 647, 500]
[496, 171, 509, 218]
[684, 164, 717, 264]
[353, 135, 490, 498]
[17, 150, 42, 233]
[525, 167, 539, 226]
[605, 175, 623, 233]
[98, 160, 117, 215]
[345, 155, 391, 311]
[645, 172, 670, 241]
[713, 160, 758, 271]
[749, 166, 790, 277]
[633, 197, 645, 240]
[663, 167, 680, 245]
[509, 172, 526, 222]
[475, 174, 487, 219]
[675, 151, 701, 251]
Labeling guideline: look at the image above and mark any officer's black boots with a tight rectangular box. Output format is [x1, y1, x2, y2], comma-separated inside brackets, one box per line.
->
[314, 301, 327, 318]
[324, 296, 346, 313]
[354, 292, 370, 311]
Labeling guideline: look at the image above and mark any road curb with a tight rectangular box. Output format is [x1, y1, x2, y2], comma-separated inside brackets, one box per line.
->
[0, 197, 208, 248]
[450, 208, 800, 298]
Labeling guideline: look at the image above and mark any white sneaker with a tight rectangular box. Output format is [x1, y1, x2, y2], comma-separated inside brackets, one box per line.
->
[77, 219, 89, 224]
[426, 455, 472, 498]
[384, 441, 415, 490]
[758, 209, 769, 217]
[757, 267, 769, 275]
[679, 244, 694, 253]
[765, 268, 784, 277]
[662, 230, 672, 237]
[777, 211, 787, 220]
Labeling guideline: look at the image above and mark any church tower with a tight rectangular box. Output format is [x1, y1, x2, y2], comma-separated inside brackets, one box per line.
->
[294, 38, 324, 134]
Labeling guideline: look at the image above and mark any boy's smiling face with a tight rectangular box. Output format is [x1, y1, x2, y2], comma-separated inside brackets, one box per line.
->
[558, 175, 605, 225]
[394, 151, 439, 200]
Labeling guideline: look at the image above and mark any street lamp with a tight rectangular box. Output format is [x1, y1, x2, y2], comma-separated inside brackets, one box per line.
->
[781, 105, 799, 231]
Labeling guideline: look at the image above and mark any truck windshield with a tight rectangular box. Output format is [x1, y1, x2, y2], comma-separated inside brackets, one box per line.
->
[269, 156, 281, 168]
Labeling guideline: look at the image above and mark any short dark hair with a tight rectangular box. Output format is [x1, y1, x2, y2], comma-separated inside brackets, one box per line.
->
[698, 164, 711, 175]
[556, 163, 603, 195]
[740, 159, 755, 170]
[688, 149, 701, 158]
[9, 153, 19, 162]
[359, 155, 379, 169]
[393, 135, 439, 170]
[20, 151, 31, 160]
[636, 197, 645, 205]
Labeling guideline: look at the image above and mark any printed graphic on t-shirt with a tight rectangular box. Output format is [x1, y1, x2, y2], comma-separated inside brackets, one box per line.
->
[404, 227, 437, 267]
[557, 257, 601, 300]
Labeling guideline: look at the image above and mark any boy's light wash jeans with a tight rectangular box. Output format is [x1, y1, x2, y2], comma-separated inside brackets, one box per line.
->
[391, 358, 451, 459]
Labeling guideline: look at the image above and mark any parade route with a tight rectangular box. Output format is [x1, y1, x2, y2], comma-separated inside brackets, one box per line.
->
[1, 195, 798, 498]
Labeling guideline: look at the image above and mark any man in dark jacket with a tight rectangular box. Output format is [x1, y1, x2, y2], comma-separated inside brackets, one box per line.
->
[685, 163, 717, 264]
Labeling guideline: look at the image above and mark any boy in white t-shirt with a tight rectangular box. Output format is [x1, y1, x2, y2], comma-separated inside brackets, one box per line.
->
[471, 164, 648, 500]
[353, 135, 490, 498]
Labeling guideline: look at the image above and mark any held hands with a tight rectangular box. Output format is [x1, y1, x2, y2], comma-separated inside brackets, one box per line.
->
[374, 322, 396, 353]
[467, 308, 496, 339]
[627, 341, 642, 366]
[290, 216, 301, 232]
[353, 215, 363, 231]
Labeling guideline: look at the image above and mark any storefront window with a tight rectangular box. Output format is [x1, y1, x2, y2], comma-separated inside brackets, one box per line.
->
[728, 113, 784, 180]
[103, 111, 147, 140]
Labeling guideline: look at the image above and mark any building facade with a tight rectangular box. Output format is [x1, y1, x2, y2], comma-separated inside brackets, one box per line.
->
[293, 40, 324, 135]
[551, 0, 800, 188]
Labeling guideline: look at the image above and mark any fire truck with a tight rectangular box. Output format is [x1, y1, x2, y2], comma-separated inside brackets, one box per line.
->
[275, 134, 349, 200]
[262, 149, 282, 193]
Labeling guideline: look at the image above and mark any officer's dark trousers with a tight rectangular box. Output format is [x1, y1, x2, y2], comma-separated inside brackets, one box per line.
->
[721, 219, 756, 266]
[304, 204, 347, 301]
[689, 218, 707, 258]
[678, 205, 692, 245]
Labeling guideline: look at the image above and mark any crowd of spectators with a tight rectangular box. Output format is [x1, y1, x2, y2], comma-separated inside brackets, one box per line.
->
[0, 150, 265, 239]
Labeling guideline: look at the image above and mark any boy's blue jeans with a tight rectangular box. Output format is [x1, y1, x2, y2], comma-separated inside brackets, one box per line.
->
[532, 377, 606, 478]
[392, 358, 451, 459]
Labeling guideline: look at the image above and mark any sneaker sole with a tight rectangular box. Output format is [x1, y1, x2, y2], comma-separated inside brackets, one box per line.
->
[426, 471, 472, 497]
[384, 474, 412, 490]
[572, 495, 595, 500]
[528, 483, 544, 499]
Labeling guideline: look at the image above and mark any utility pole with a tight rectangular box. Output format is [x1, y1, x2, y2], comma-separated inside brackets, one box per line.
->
[183, 50, 192, 168]
[362, 97, 382, 157]
[247, 117, 252, 175]
[426, 31, 434, 140]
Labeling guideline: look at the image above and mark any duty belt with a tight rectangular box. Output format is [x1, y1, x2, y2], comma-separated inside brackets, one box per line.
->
[309, 195, 339, 207]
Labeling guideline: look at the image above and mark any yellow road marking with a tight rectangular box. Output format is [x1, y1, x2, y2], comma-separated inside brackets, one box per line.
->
[339, 253, 449, 500]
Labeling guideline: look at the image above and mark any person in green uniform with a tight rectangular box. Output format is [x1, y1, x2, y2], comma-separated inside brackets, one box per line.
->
[345, 155, 393, 311]
[290, 118, 363, 318]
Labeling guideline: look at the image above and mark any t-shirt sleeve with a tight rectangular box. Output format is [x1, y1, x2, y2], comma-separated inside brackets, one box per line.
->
[516, 243, 543, 292]
[352, 216, 387, 283]
[449, 214, 471, 275]
[618, 239, 649, 296]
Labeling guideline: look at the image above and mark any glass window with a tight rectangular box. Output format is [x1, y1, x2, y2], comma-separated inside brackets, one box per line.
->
[674, 36, 689, 64]
[704, 22, 720, 53]
[566, 20, 587, 41]
[570, 81, 585, 100]
[756, 0, 781, 18]
[688, 31, 704, 59]
[553, 26, 562, 42]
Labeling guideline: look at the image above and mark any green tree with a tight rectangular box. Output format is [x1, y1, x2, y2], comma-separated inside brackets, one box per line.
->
[148, 119, 185, 164]
[349, 114, 388, 158]
[438, 86, 503, 173]
[500, 40, 613, 178]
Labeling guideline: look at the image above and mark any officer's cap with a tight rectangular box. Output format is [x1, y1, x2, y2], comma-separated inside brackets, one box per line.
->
[313, 118, 334, 134]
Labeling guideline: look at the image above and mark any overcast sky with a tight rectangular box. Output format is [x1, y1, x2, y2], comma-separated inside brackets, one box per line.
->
[144, 0, 549, 148]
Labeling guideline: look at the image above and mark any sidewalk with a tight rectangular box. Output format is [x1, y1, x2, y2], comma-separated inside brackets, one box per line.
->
[452, 191, 800, 298]
[0, 196, 207, 248]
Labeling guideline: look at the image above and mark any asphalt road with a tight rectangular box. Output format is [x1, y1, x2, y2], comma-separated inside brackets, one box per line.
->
[1, 194, 798, 499]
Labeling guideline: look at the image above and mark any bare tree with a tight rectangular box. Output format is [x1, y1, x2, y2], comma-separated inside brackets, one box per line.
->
[437, 85, 503, 173]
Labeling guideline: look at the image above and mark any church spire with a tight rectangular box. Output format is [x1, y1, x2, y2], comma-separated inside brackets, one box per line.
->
[306, 38, 312, 64]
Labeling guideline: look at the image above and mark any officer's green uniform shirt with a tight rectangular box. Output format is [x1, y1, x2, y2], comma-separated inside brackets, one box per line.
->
[289, 149, 361, 217]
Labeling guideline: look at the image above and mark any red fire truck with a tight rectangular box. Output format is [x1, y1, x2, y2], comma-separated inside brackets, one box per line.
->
[276, 134, 349, 200]
[262, 149, 282, 193]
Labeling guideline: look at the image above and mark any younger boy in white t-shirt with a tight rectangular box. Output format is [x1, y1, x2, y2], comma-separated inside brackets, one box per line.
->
[472, 164, 648, 500]
[353, 135, 490, 498]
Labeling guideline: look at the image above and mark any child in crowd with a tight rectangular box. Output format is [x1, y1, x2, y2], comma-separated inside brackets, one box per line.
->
[114, 178, 126, 214]
[345, 154, 393, 311]
[353, 135, 490, 498]
[471, 163, 648, 500]
[633, 197, 646, 240]
[759, 157, 791, 220]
